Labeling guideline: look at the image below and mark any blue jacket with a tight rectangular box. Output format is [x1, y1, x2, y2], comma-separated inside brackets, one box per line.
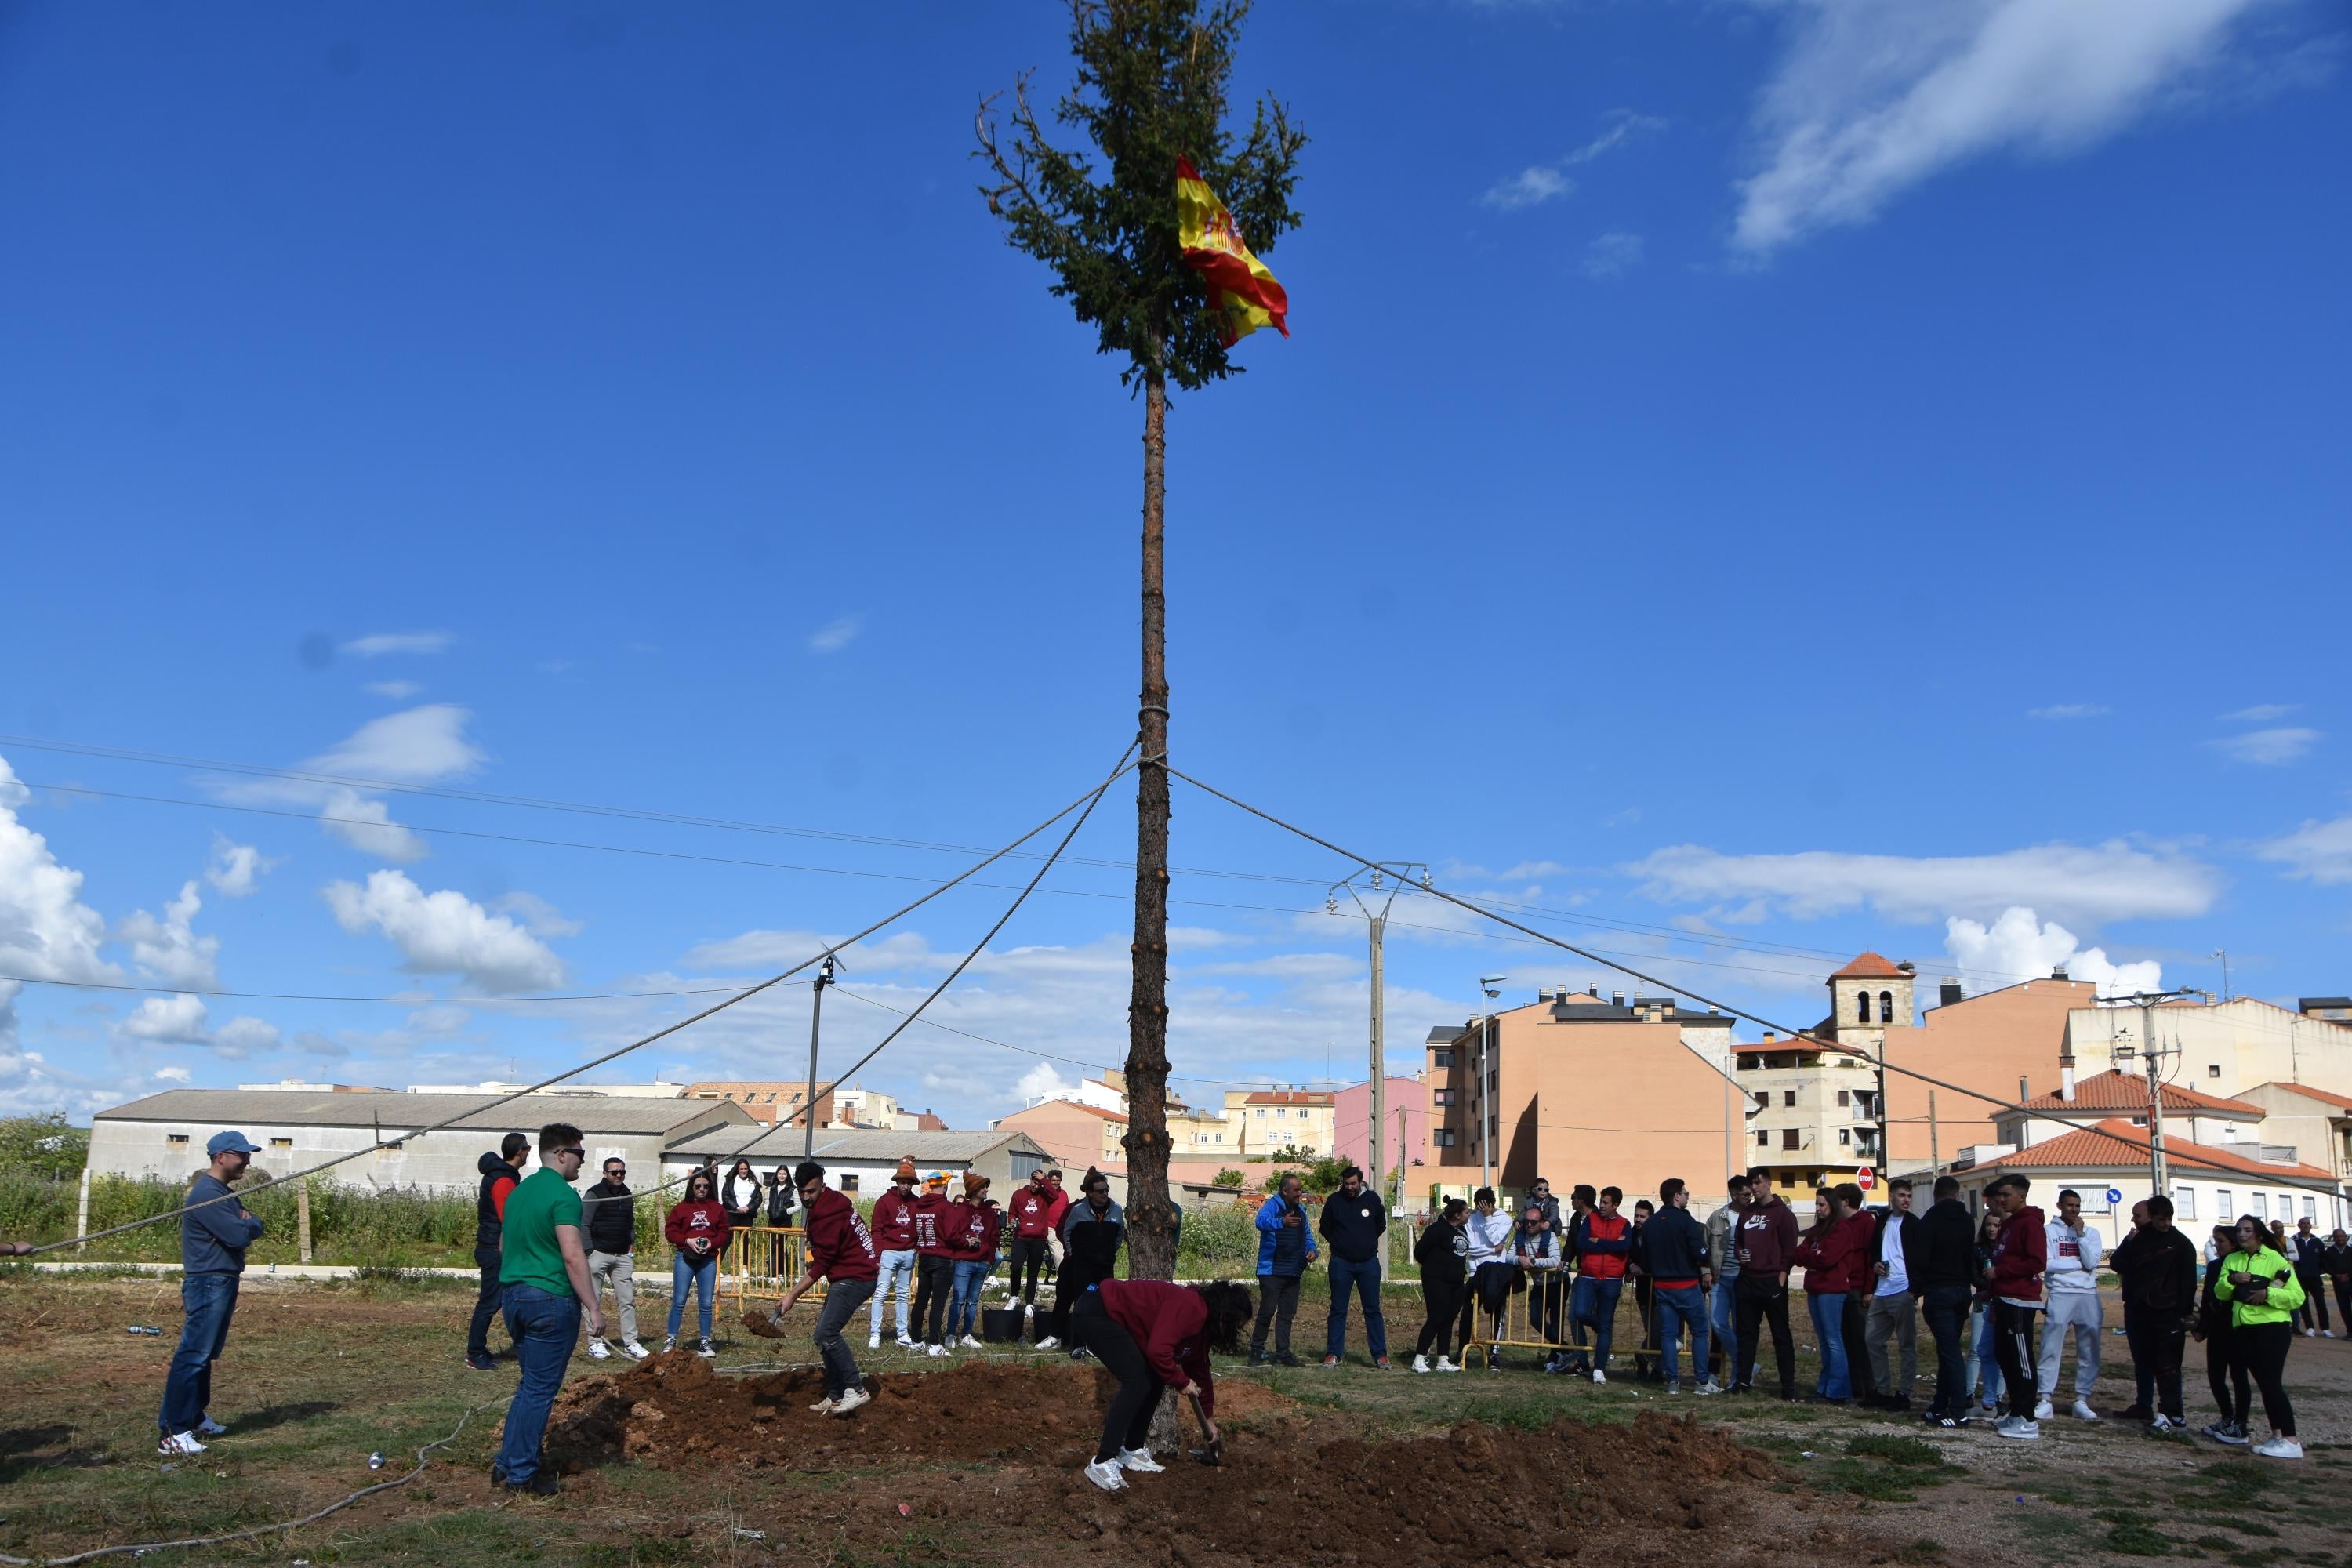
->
[181, 1173, 265, 1276]
[1254, 1194, 1318, 1277]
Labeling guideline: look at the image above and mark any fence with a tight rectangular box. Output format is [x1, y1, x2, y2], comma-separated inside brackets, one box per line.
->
[722, 1225, 813, 1305]
[1457, 1270, 1668, 1373]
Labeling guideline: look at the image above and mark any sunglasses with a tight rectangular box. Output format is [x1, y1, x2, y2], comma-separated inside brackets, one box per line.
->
[554, 1147, 586, 1158]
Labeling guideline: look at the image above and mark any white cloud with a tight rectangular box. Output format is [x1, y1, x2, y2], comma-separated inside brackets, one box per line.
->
[1945, 906, 2161, 997]
[2221, 702, 2297, 722]
[2206, 727, 2319, 766]
[1734, 0, 2269, 256]
[324, 870, 566, 991]
[808, 615, 864, 654]
[365, 680, 423, 700]
[342, 630, 455, 657]
[318, 786, 430, 862]
[0, 752, 121, 1086]
[2256, 816, 2352, 885]
[1014, 1062, 1079, 1104]
[492, 891, 584, 939]
[310, 704, 486, 782]
[117, 993, 281, 1058]
[1627, 839, 2219, 926]
[2028, 702, 2110, 720]
[118, 880, 220, 989]
[1582, 231, 1646, 279]
[205, 833, 279, 898]
[1483, 111, 1663, 210]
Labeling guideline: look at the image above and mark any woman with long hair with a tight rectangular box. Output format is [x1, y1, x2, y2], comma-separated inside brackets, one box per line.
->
[1067, 1276, 1253, 1494]
[720, 1158, 763, 1232]
[1969, 1210, 2004, 1414]
[2215, 1214, 2306, 1459]
[2194, 1221, 2251, 1445]
[663, 1168, 732, 1358]
[1412, 1198, 1471, 1373]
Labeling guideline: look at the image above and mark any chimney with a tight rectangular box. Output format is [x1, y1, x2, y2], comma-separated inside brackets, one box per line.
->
[1587, 985, 1599, 998]
[1939, 977, 1964, 1008]
[1763, 1030, 1777, 1043]
[2051, 966, 2070, 981]
[2019, 1076, 2030, 1105]
[2060, 1063, 2075, 1101]
[1610, 991, 1624, 1008]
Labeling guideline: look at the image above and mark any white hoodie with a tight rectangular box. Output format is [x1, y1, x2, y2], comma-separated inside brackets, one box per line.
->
[2045, 1217, 2104, 1294]
[1465, 1209, 1515, 1268]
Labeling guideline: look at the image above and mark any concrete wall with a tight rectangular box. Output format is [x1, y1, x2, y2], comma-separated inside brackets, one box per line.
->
[664, 1140, 1052, 1203]
[1948, 1167, 2350, 1252]
[1331, 1076, 1428, 1185]
[1881, 978, 2092, 1171]
[86, 1117, 679, 1195]
[2066, 999, 2352, 1105]
[994, 1101, 1125, 1171]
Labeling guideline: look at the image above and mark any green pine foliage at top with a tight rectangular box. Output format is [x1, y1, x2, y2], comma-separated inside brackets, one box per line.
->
[976, 0, 1306, 390]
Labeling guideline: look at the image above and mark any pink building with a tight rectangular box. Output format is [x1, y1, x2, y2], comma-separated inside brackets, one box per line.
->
[1333, 1075, 1429, 1190]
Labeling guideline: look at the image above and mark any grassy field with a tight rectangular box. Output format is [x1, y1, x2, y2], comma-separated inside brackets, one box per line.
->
[1, 1273, 2346, 1567]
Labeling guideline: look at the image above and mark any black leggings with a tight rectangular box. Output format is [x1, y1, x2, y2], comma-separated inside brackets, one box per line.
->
[2203, 1318, 2249, 1426]
[1992, 1303, 2038, 1417]
[2230, 1320, 2295, 1436]
[912, 1254, 956, 1345]
[2295, 1273, 2328, 1333]
[1069, 1294, 1159, 1463]
[1005, 1236, 1050, 1305]
[1417, 1276, 1465, 1359]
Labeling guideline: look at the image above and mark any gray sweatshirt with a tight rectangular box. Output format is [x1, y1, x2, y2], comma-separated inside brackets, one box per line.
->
[181, 1174, 266, 1276]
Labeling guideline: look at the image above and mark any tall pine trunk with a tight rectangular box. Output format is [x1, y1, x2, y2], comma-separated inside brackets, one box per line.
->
[1125, 369, 1175, 1280]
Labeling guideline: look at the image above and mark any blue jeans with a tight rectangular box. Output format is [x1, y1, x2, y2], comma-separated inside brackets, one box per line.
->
[814, 1278, 876, 1399]
[1809, 1292, 1852, 1399]
[158, 1273, 239, 1436]
[1570, 1276, 1625, 1370]
[1710, 1275, 1739, 1371]
[669, 1252, 716, 1341]
[1326, 1254, 1387, 1361]
[947, 1260, 989, 1340]
[494, 1285, 580, 1484]
[1653, 1283, 1709, 1385]
[870, 1248, 916, 1338]
[1971, 1303, 2002, 1406]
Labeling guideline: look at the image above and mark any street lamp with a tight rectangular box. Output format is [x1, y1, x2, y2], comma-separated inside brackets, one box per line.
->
[1327, 862, 1427, 1222]
[1477, 973, 1505, 1191]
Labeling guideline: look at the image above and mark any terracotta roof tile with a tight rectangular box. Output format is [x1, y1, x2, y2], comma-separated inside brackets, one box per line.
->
[1243, 1091, 1334, 1105]
[1831, 952, 1909, 980]
[2018, 1069, 2264, 1119]
[1969, 1117, 2334, 1183]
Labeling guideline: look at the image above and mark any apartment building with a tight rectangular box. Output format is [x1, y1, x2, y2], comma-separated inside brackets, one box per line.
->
[1735, 1029, 1881, 1193]
[2063, 995, 2352, 1104]
[1222, 1088, 1337, 1158]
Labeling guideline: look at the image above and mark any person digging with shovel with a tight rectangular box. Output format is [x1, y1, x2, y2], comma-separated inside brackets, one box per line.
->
[1067, 1277, 1254, 1494]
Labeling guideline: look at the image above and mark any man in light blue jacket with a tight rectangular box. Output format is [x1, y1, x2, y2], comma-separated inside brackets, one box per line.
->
[1247, 1173, 1316, 1367]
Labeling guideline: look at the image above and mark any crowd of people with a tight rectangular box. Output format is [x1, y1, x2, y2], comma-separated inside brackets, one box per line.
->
[151, 1123, 2352, 1495]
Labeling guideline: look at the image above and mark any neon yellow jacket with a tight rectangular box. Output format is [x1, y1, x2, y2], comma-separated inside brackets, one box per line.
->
[2212, 1244, 2307, 1327]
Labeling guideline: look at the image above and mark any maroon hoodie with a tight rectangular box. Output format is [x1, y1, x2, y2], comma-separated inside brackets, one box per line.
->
[1736, 1193, 1801, 1277]
[1008, 1181, 1058, 1240]
[662, 1199, 732, 1258]
[1795, 1209, 1874, 1294]
[870, 1186, 920, 1252]
[1988, 1203, 2047, 1305]
[950, 1200, 1003, 1264]
[800, 1188, 879, 1283]
[913, 1191, 963, 1256]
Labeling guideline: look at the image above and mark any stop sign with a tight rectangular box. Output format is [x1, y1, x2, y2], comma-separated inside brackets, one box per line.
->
[1857, 1165, 1877, 1192]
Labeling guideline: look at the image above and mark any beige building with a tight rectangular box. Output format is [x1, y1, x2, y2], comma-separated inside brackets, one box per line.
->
[992, 1098, 1129, 1171]
[1735, 1031, 1881, 1192]
[1991, 1069, 2270, 1156]
[2234, 1080, 2352, 1195]
[1222, 1088, 1337, 1158]
[2063, 996, 2352, 1105]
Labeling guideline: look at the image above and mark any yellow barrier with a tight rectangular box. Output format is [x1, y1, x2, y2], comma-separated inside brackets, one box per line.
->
[723, 1225, 818, 1305]
[1460, 1269, 1575, 1370]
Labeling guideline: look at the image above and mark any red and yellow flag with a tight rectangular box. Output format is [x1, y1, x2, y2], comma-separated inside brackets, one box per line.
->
[1176, 158, 1289, 348]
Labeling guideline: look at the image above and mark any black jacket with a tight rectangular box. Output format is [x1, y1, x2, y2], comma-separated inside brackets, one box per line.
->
[1414, 1217, 1470, 1286]
[1318, 1187, 1388, 1264]
[1638, 1205, 1710, 1283]
[474, 1152, 523, 1249]
[2110, 1225, 2198, 1318]
[1062, 1197, 1125, 1274]
[583, 1178, 636, 1256]
[764, 1175, 797, 1227]
[1913, 1199, 1975, 1291]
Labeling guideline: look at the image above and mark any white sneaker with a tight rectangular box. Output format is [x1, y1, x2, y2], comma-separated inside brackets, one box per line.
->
[2071, 1399, 2098, 1421]
[869, 1333, 881, 1349]
[2032, 1399, 2054, 1422]
[195, 1416, 228, 1437]
[588, 1338, 612, 1360]
[158, 1431, 206, 1457]
[1436, 1357, 1460, 1373]
[2325, 1330, 2338, 1339]
[2253, 1436, 2303, 1460]
[961, 1335, 985, 1350]
[695, 1338, 717, 1359]
[2150, 1414, 2178, 1432]
[1592, 1368, 1607, 1385]
[662, 1335, 677, 1354]
[1412, 1355, 1431, 1374]
[1697, 1379, 1725, 1396]
[808, 1396, 837, 1414]
[829, 1386, 872, 1416]
[896, 1334, 916, 1349]
[927, 1343, 948, 1358]
[1034, 1336, 1060, 1351]
[1996, 1417, 2042, 1441]
[621, 1341, 651, 1360]
[1084, 1457, 1128, 1493]
[1116, 1446, 1167, 1473]
[2299, 1329, 2316, 1338]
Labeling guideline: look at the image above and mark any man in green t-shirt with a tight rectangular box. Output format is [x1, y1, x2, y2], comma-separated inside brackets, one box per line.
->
[491, 1122, 604, 1494]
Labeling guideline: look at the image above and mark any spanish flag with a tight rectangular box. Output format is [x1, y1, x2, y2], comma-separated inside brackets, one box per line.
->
[1176, 158, 1289, 347]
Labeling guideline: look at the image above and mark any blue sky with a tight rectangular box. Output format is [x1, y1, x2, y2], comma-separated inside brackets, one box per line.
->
[3, 1, 2348, 1131]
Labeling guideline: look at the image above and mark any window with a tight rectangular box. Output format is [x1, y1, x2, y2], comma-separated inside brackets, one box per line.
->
[1755, 1129, 1769, 1147]
[1781, 1128, 1799, 1151]
[269, 1138, 292, 1149]
[1433, 1128, 1457, 1149]
[2279, 1193, 2293, 1221]
[1433, 1089, 1454, 1107]
[2207, 1065, 2220, 1078]
[2216, 1189, 2232, 1218]
[1784, 1090, 1797, 1107]
[1838, 1129, 1851, 1146]
[2252, 1193, 2268, 1221]
[2173, 1186, 2195, 1221]
[2303, 1197, 2316, 1221]
[1432, 1048, 1454, 1070]
[1856, 992, 1870, 1024]
[1256, 1109, 1267, 1120]
[166, 1134, 189, 1146]
[1879, 990, 1895, 1023]
[1836, 1089, 1849, 1107]
[1754, 1091, 1769, 1109]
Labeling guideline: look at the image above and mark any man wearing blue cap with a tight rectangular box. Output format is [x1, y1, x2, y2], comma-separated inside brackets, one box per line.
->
[158, 1131, 267, 1457]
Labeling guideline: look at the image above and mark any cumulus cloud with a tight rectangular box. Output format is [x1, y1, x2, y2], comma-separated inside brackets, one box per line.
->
[1582, 231, 1646, 280]
[2028, 703, 2109, 720]
[217, 706, 485, 863]
[1945, 906, 2161, 996]
[1735, 0, 2271, 255]
[492, 891, 584, 938]
[205, 833, 280, 897]
[1626, 839, 2219, 927]
[0, 752, 120, 1085]
[2206, 728, 2319, 766]
[1014, 1062, 1079, 1105]
[117, 993, 282, 1058]
[342, 630, 454, 657]
[324, 870, 566, 991]
[365, 680, 423, 700]
[808, 615, 863, 654]
[118, 881, 220, 989]
[2256, 816, 2352, 885]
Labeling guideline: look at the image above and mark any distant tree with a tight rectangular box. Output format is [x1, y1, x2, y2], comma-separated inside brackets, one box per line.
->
[977, 0, 1305, 1282]
[1210, 1167, 1245, 1188]
[1301, 1155, 1348, 1194]
[0, 1112, 88, 1179]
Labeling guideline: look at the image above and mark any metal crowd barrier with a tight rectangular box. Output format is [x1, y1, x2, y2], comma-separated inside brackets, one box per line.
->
[1458, 1271, 1666, 1373]
[722, 1225, 817, 1304]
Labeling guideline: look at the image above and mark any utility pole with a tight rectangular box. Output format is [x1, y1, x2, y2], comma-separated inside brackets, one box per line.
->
[1928, 1090, 1939, 1176]
[2110, 989, 2197, 1200]
[2211, 948, 2229, 1003]
[1476, 975, 1505, 1192]
[1330, 864, 1426, 1212]
[802, 954, 837, 1163]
